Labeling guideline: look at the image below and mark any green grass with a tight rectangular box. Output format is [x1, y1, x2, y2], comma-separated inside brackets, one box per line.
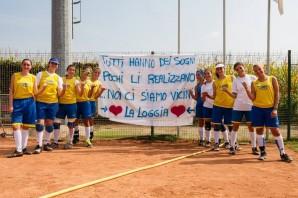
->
[285, 138, 298, 152]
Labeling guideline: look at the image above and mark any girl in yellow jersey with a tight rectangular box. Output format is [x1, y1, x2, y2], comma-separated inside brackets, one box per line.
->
[209, 63, 235, 151]
[33, 58, 64, 154]
[243, 64, 292, 162]
[88, 67, 106, 141]
[52, 65, 81, 149]
[73, 68, 93, 147]
[7, 59, 36, 158]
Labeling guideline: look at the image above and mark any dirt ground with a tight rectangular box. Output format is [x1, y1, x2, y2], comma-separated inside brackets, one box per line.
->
[0, 137, 297, 198]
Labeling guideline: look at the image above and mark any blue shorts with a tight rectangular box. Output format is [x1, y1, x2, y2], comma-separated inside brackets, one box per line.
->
[203, 107, 212, 120]
[90, 101, 97, 117]
[36, 102, 59, 120]
[232, 110, 252, 123]
[251, 106, 279, 128]
[195, 103, 204, 118]
[56, 103, 77, 119]
[212, 105, 233, 126]
[11, 97, 36, 127]
[77, 101, 91, 119]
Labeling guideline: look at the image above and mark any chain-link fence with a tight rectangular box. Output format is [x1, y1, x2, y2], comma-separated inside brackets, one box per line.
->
[0, 51, 297, 141]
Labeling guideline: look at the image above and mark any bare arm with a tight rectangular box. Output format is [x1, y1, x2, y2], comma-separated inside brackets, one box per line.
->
[242, 82, 256, 101]
[222, 88, 236, 98]
[88, 84, 96, 98]
[58, 84, 66, 97]
[94, 87, 106, 99]
[75, 83, 82, 96]
[79, 83, 85, 97]
[189, 84, 198, 100]
[8, 74, 15, 112]
[271, 77, 279, 117]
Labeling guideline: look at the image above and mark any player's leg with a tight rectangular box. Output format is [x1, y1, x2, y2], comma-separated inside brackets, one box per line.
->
[43, 103, 59, 151]
[21, 98, 36, 155]
[64, 104, 77, 149]
[203, 107, 212, 147]
[212, 106, 224, 151]
[230, 110, 243, 154]
[265, 108, 292, 162]
[33, 102, 46, 154]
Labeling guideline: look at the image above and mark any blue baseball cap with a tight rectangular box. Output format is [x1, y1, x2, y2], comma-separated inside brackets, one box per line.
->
[49, 57, 60, 65]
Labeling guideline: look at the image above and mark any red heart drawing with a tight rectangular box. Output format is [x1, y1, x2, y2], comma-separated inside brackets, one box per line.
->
[171, 105, 186, 117]
[109, 105, 122, 116]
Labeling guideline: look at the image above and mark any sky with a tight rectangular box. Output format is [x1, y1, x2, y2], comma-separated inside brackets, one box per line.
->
[0, 0, 298, 53]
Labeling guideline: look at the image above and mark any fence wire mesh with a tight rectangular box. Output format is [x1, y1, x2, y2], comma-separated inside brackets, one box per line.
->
[0, 51, 297, 141]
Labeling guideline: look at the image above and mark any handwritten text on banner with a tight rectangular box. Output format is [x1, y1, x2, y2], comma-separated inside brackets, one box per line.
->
[98, 54, 197, 126]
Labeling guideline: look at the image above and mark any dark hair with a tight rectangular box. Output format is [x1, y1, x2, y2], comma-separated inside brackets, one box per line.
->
[21, 59, 32, 65]
[66, 64, 75, 71]
[233, 62, 244, 70]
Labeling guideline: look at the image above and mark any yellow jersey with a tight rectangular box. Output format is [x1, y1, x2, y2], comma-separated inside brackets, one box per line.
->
[36, 71, 61, 103]
[76, 79, 91, 102]
[89, 79, 102, 101]
[59, 76, 78, 104]
[214, 75, 235, 108]
[13, 72, 35, 99]
[253, 76, 274, 108]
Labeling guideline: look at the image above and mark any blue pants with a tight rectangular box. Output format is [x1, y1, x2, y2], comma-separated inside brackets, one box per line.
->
[77, 101, 92, 119]
[12, 97, 36, 127]
[212, 105, 232, 126]
[56, 103, 77, 119]
[36, 101, 59, 120]
[232, 110, 252, 123]
[251, 106, 279, 128]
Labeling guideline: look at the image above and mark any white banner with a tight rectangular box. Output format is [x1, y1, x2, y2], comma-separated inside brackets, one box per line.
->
[98, 54, 197, 126]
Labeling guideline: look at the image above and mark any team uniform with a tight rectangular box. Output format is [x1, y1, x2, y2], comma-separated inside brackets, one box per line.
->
[230, 75, 257, 153]
[89, 79, 102, 117]
[251, 76, 278, 128]
[89, 79, 102, 140]
[34, 71, 63, 153]
[53, 76, 80, 148]
[251, 76, 292, 162]
[212, 75, 234, 150]
[75, 78, 92, 146]
[10, 72, 36, 155]
[201, 81, 214, 145]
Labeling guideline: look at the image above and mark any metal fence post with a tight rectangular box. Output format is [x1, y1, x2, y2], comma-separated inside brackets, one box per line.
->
[287, 50, 292, 140]
[150, 126, 154, 138]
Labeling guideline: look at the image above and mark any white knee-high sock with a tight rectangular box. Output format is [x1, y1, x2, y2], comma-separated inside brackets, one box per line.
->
[222, 130, 229, 143]
[85, 127, 90, 140]
[54, 129, 59, 144]
[231, 131, 237, 147]
[214, 131, 220, 144]
[199, 127, 204, 141]
[21, 129, 29, 149]
[275, 135, 286, 155]
[205, 130, 211, 142]
[44, 132, 51, 145]
[69, 128, 74, 144]
[90, 125, 94, 132]
[37, 131, 43, 147]
[249, 131, 257, 148]
[257, 134, 265, 147]
[14, 129, 22, 152]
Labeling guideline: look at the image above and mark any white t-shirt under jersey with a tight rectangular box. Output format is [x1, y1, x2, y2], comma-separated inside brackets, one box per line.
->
[201, 81, 214, 108]
[232, 74, 257, 111]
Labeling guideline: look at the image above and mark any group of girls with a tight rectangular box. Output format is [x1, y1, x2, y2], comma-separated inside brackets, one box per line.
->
[191, 63, 292, 162]
[7, 58, 105, 158]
